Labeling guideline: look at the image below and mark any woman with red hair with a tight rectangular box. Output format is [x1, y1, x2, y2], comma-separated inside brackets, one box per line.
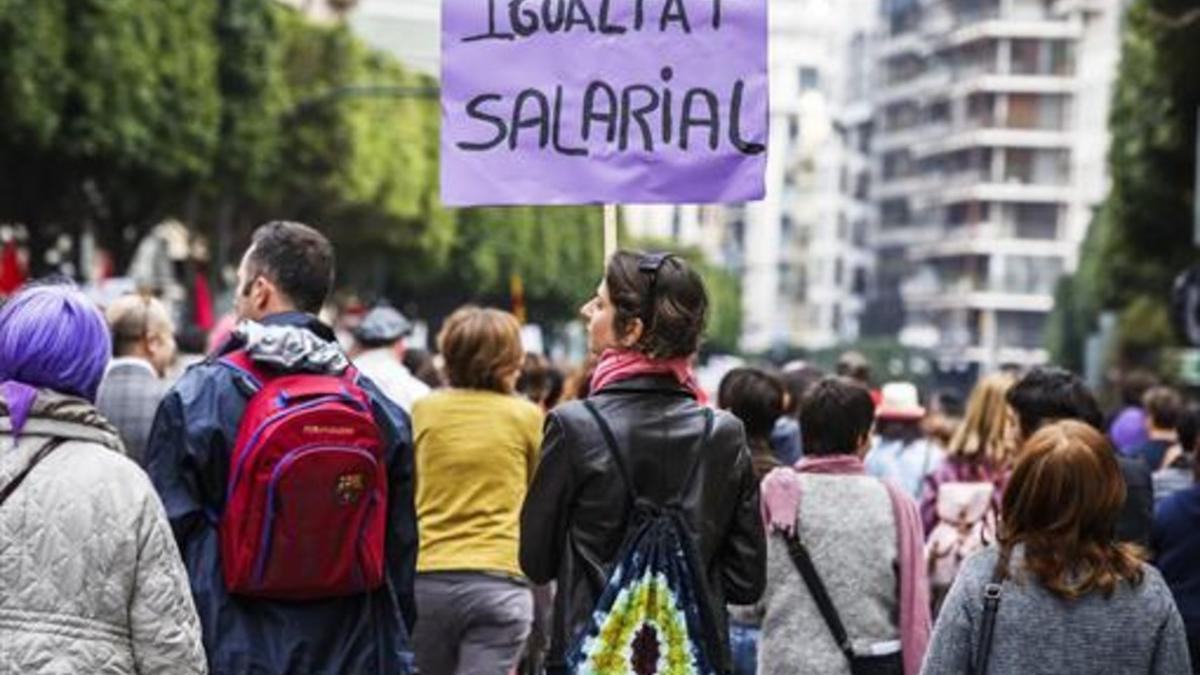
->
[922, 420, 1190, 674]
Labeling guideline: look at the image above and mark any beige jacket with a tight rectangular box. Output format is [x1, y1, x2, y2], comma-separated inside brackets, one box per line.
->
[0, 390, 206, 674]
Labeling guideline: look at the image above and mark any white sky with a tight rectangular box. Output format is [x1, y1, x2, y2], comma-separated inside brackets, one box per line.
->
[351, 0, 441, 75]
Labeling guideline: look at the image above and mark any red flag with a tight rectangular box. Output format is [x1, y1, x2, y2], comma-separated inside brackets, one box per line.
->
[193, 270, 215, 331]
[0, 239, 26, 295]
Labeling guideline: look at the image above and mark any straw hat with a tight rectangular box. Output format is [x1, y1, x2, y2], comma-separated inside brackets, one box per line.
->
[876, 382, 926, 420]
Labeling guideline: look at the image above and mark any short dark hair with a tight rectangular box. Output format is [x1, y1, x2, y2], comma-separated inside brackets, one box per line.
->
[718, 368, 786, 441]
[402, 348, 445, 389]
[1177, 403, 1200, 454]
[780, 365, 825, 415]
[1006, 367, 1103, 441]
[1120, 369, 1158, 407]
[801, 377, 876, 456]
[245, 221, 335, 314]
[605, 250, 708, 360]
[1143, 386, 1183, 430]
[836, 351, 871, 384]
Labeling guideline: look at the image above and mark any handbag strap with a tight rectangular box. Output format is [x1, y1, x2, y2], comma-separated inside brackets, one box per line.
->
[0, 438, 66, 509]
[782, 531, 857, 662]
[972, 553, 1008, 675]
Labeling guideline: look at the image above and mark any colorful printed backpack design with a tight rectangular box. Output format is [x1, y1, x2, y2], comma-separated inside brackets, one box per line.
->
[219, 349, 388, 600]
[569, 402, 722, 675]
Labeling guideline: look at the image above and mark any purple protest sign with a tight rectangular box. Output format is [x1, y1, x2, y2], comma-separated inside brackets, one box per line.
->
[440, 0, 768, 207]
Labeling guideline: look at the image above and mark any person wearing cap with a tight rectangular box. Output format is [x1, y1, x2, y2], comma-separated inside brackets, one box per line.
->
[864, 382, 945, 500]
[352, 304, 431, 414]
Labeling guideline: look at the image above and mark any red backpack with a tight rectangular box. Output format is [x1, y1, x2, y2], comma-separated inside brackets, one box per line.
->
[219, 350, 387, 600]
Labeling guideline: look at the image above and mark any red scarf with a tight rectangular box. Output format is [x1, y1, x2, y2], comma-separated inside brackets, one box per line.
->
[761, 455, 932, 675]
[589, 349, 706, 402]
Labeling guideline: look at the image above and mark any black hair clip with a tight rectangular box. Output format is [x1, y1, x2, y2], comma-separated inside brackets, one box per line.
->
[639, 252, 671, 273]
[638, 252, 674, 326]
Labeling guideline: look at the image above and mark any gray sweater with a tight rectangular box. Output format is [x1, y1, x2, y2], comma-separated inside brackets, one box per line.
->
[922, 547, 1191, 675]
[759, 474, 900, 675]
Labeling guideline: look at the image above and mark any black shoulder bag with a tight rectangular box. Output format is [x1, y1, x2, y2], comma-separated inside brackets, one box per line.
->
[783, 531, 904, 675]
[971, 557, 1006, 675]
[0, 438, 65, 509]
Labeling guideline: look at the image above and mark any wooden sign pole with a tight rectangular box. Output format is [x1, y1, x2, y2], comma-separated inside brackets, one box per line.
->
[604, 204, 619, 264]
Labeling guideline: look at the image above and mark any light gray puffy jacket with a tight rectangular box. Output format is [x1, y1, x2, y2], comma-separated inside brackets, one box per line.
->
[0, 390, 206, 675]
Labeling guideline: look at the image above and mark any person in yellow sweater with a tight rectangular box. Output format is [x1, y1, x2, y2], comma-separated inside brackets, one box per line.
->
[411, 305, 544, 675]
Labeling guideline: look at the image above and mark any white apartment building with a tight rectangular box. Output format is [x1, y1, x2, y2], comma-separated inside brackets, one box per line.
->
[870, 0, 1121, 370]
[625, 0, 878, 354]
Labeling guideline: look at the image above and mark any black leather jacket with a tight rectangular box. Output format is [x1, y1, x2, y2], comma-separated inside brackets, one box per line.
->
[519, 376, 766, 671]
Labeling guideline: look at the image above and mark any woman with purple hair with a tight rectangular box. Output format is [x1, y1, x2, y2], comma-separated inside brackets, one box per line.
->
[0, 283, 206, 674]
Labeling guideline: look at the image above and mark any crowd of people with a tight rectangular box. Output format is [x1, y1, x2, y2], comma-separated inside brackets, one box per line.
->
[1, 220, 1198, 674]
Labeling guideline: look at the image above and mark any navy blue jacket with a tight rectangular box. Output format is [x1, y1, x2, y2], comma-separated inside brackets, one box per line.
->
[1153, 485, 1200, 632]
[144, 312, 417, 675]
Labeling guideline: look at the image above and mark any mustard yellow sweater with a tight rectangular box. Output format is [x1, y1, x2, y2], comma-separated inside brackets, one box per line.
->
[412, 389, 544, 577]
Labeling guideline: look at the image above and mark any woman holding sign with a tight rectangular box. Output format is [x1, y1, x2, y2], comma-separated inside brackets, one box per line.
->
[520, 251, 765, 674]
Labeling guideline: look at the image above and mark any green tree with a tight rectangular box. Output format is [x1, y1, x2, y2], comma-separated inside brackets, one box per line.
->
[0, 0, 222, 263]
[1049, 0, 1200, 372]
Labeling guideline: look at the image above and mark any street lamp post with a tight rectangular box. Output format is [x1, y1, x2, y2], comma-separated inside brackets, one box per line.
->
[1194, 106, 1200, 247]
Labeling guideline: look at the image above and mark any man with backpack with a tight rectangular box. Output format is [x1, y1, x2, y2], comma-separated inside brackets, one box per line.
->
[144, 222, 418, 675]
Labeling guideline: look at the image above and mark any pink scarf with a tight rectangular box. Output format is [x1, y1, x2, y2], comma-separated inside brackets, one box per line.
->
[761, 455, 932, 675]
[589, 349, 706, 402]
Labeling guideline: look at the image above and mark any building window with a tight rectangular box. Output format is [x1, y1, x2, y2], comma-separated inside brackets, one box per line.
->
[1011, 39, 1075, 77]
[1004, 148, 1069, 186]
[966, 92, 995, 128]
[853, 267, 868, 295]
[883, 151, 911, 180]
[1002, 256, 1064, 295]
[927, 99, 951, 125]
[852, 220, 868, 247]
[799, 67, 820, 92]
[881, 199, 912, 227]
[1013, 203, 1059, 239]
[857, 122, 873, 153]
[854, 171, 871, 200]
[996, 311, 1048, 350]
[945, 201, 990, 227]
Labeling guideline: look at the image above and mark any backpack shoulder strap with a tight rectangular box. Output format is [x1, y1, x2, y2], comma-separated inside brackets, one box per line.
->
[582, 402, 715, 506]
[674, 408, 715, 502]
[782, 531, 857, 662]
[218, 349, 363, 396]
[0, 438, 66, 510]
[219, 349, 268, 393]
[583, 401, 636, 507]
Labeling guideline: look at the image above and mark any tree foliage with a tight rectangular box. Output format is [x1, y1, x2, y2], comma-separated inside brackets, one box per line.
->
[1049, 0, 1200, 371]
